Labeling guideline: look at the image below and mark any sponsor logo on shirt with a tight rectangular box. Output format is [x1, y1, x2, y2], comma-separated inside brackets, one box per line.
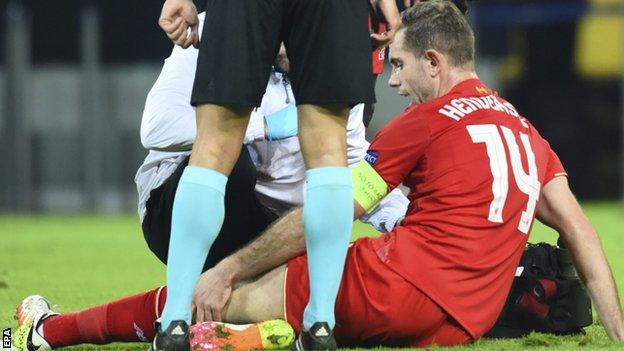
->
[364, 151, 378, 165]
[475, 86, 488, 94]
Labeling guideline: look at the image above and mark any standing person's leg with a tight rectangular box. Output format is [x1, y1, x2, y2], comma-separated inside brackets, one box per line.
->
[283, 0, 375, 344]
[142, 147, 277, 273]
[158, 0, 283, 342]
[297, 106, 352, 335]
[159, 105, 251, 330]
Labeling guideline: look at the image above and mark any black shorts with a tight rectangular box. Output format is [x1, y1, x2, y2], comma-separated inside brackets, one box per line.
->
[191, 0, 375, 107]
[142, 147, 279, 272]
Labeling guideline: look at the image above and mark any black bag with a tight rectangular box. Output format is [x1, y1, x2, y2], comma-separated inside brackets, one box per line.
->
[485, 242, 593, 338]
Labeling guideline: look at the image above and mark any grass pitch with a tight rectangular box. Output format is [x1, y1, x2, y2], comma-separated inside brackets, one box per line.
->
[1, 202, 623, 350]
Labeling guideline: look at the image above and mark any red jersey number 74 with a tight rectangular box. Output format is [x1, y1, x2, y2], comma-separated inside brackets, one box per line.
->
[467, 124, 541, 234]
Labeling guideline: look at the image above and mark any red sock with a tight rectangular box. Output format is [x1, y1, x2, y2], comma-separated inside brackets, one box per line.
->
[42, 286, 167, 348]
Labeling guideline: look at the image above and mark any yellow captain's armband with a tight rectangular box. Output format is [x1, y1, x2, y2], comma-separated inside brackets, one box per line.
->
[351, 159, 388, 212]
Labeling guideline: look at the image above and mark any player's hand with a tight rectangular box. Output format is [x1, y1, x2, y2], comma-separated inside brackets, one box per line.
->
[370, 0, 401, 49]
[370, 32, 392, 50]
[159, 0, 199, 49]
[192, 266, 234, 322]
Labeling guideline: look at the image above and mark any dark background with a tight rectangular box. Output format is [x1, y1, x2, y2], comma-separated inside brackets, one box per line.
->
[0, 0, 622, 213]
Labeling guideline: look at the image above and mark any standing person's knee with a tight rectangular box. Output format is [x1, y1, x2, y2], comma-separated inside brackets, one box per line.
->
[297, 104, 350, 168]
[191, 104, 252, 174]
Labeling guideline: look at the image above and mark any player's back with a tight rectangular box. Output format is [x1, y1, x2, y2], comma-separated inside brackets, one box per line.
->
[406, 80, 551, 243]
[367, 79, 566, 339]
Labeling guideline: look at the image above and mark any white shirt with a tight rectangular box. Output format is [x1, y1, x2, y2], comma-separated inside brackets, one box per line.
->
[135, 13, 408, 230]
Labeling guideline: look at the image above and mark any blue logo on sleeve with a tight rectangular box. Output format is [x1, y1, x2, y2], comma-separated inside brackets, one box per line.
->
[364, 151, 378, 165]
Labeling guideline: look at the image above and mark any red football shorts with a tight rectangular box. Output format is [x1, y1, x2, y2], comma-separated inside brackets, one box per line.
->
[284, 237, 472, 347]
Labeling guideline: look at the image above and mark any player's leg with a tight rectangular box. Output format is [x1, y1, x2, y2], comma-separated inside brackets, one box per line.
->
[186, 266, 292, 351]
[222, 265, 287, 323]
[14, 288, 167, 350]
[205, 147, 278, 270]
[158, 1, 283, 346]
[13, 266, 287, 351]
[283, 0, 374, 347]
[284, 237, 470, 348]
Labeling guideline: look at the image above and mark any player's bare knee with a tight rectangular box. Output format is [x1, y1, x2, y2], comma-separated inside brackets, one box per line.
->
[224, 266, 286, 323]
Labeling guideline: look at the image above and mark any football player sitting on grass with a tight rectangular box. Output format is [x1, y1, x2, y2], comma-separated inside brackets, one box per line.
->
[14, 1, 623, 350]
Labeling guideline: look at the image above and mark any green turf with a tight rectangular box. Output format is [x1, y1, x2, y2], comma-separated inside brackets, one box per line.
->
[1, 203, 623, 350]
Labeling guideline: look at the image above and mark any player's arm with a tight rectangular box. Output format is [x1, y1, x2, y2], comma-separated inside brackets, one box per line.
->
[370, 0, 401, 49]
[192, 206, 305, 322]
[201, 113, 420, 287]
[345, 104, 408, 229]
[193, 192, 370, 318]
[193, 188, 380, 322]
[536, 177, 624, 341]
[140, 31, 199, 151]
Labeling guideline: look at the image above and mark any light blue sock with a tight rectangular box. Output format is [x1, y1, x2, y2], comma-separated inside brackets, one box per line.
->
[302, 167, 353, 330]
[160, 165, 227, 329]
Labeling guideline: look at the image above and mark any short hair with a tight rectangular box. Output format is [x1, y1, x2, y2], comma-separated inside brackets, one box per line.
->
[422, 0, 471, 14]
[399, 0, 475, 67]
[448, 0, 471, 14]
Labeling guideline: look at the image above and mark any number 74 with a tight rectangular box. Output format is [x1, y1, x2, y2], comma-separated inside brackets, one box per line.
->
[467, 124, 541, 234]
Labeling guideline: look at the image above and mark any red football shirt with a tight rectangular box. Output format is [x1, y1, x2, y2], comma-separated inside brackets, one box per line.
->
[366, 79, 567, 339]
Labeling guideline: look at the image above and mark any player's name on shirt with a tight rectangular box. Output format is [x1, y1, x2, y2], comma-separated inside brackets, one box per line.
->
[438, 94, 524, 125]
